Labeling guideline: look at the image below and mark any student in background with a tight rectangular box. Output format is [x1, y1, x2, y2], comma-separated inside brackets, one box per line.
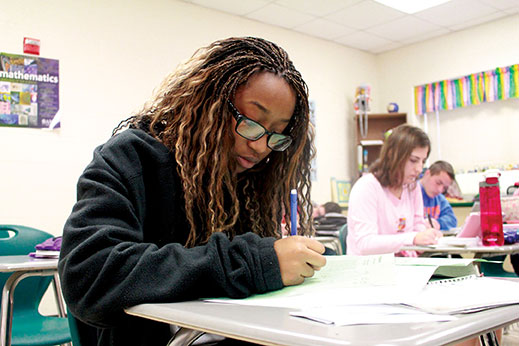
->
[58, 37, 326, 346]
[312, 201, 343, 218]
[419, 160, 458, 230]
[347, 124, 443, 256]
[322, 201, 343, 215]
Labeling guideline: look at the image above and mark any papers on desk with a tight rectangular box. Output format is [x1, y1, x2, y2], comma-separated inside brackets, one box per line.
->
[205, 255, 519, 326]
[29, 250, 60, 258]
[405, 276, 519, 314]
[208, 254, 404, 309]
[394, 257, 479, 279]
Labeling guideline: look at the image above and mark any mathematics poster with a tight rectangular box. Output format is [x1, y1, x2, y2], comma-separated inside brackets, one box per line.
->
[0, 52, 59, 128]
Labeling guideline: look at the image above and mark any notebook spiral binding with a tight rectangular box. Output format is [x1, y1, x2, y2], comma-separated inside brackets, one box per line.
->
[427, 274, 478, 286]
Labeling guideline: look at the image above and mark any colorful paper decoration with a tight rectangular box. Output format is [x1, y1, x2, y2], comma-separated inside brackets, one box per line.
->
[414, 64, 519, 115]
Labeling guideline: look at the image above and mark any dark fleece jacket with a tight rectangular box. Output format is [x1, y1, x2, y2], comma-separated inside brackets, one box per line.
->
[58, 129, 283, 346]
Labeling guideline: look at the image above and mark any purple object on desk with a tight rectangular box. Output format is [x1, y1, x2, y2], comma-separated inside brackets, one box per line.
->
[35, 236, 62, 251]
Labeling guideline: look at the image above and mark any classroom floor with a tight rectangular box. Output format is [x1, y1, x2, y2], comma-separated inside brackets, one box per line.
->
[503, 322, 519, 345]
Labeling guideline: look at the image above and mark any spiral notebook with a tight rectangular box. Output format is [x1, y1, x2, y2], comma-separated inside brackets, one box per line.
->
[404, 275, 519, 314]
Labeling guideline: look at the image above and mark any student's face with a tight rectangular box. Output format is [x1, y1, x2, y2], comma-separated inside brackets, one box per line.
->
[422, 170, 452, 197]
[230, 72, 296, 174]
[402, 147, 428, 185]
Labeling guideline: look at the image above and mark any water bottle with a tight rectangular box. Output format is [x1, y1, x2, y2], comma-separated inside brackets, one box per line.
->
[479, 171, 504, 246]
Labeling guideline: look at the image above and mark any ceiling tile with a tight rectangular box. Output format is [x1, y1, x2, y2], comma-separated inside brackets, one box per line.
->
[325, 1, 405, 30]
[370, 41, 404, 54]
[449, 11, 511, 31]
[274, 0, 362, 17]
[245, 3, 314, 29]
[366, 16, 443, 42]
[400, 27, 451, 44]
[334, 31, 394, 51]
[180, 0, 518, 54]
[478, 0, 519, 11]
[293, 18, 356, 40]
[189, 0, 270, 16]
[415, 0, 499, 27]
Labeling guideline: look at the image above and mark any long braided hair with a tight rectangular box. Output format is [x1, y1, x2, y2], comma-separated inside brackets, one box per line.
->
[113, 37, 314, 247]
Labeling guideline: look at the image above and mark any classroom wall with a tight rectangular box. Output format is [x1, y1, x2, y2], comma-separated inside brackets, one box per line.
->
[376, 14, 519, 178]
[0, 0, 377, 236]
[2, 3, 518, 236]
[2, 0, 518, 316]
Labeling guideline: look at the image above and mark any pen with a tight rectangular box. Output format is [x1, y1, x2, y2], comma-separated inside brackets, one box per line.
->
[290, 189, 297, 236]
[427, 213, 434, 228]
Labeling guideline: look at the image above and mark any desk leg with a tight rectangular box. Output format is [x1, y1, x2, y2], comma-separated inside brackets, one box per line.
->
[52, 273, 67, 318]
[52, 274, 72, 346]
[1, 270, 60, 346]
[480, 330, 500, 346]
[168, 328, 205, 346]
[1, 271, 31, 346]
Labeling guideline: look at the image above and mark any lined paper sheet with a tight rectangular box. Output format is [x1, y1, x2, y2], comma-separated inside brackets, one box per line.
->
[206, 254, 435, 308]
[204, 255, 519, 325]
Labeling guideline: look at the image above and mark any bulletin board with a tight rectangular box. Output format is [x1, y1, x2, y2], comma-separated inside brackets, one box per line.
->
[0, 52, 59, 129]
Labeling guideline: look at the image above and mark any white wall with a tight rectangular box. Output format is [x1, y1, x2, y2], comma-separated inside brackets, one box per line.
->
[2, 0, 518, 316]
[376, 15, 519, 173]
[2, 2, 517, 234]
[0, 0, 376, 236]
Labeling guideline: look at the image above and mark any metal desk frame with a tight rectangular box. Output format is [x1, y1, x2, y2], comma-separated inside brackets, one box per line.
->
[0, 255, 68, 346]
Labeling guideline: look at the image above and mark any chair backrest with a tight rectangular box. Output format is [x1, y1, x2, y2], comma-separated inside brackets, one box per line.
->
[479, 255, 518, 278]
[0, 224, 54, 313]
[339, 223, 348, 255]
[502, 196, 519, 222]
[506, 182, 519, 195]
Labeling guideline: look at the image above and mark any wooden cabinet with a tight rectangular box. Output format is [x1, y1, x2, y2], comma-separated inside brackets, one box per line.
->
[355, 113, 406, 174]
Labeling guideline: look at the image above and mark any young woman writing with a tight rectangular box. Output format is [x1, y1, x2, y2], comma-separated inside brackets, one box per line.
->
[58, 37, 326, 346]
[347, 124, 443, 256]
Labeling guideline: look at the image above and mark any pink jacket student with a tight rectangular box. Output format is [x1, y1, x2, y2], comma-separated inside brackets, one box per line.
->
[347, 125, 443, 257]
[347, 173, 427, 256]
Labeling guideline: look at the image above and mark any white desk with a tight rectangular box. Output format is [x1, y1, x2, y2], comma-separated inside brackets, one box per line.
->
[126, 300, 519, 346]
[0, 255, 67, 346]
[401, 242, 519, 258]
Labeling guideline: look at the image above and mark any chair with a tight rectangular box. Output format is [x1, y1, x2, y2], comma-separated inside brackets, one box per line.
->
[479, 255, 518, 278]
[339, 223, 348, 255]
[506, 182, 519, 195]
[66, 306, 99, 346]
[314, 213, 347, 255]
[66, 308, 82, 346]
[0, 224, 71, 346]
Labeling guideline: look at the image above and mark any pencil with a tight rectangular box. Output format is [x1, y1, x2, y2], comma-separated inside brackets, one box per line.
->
[427, 213, 434, 228]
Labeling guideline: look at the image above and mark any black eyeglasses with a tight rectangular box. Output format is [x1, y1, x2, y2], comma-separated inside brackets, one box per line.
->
[227, 100, 293, 152]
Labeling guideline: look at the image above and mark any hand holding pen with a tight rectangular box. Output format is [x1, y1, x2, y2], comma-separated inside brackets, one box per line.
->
[273, 236, 326, 286]
[427, 213, 440, 230]
[274, 188, 327, 286]
[414, 228, 443, 245]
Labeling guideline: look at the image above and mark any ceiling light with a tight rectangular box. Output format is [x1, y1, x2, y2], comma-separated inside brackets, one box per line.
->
[374, 0, 452, 14]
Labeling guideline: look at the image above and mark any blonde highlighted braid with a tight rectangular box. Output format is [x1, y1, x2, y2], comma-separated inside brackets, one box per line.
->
[113, 37, 314, 247]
